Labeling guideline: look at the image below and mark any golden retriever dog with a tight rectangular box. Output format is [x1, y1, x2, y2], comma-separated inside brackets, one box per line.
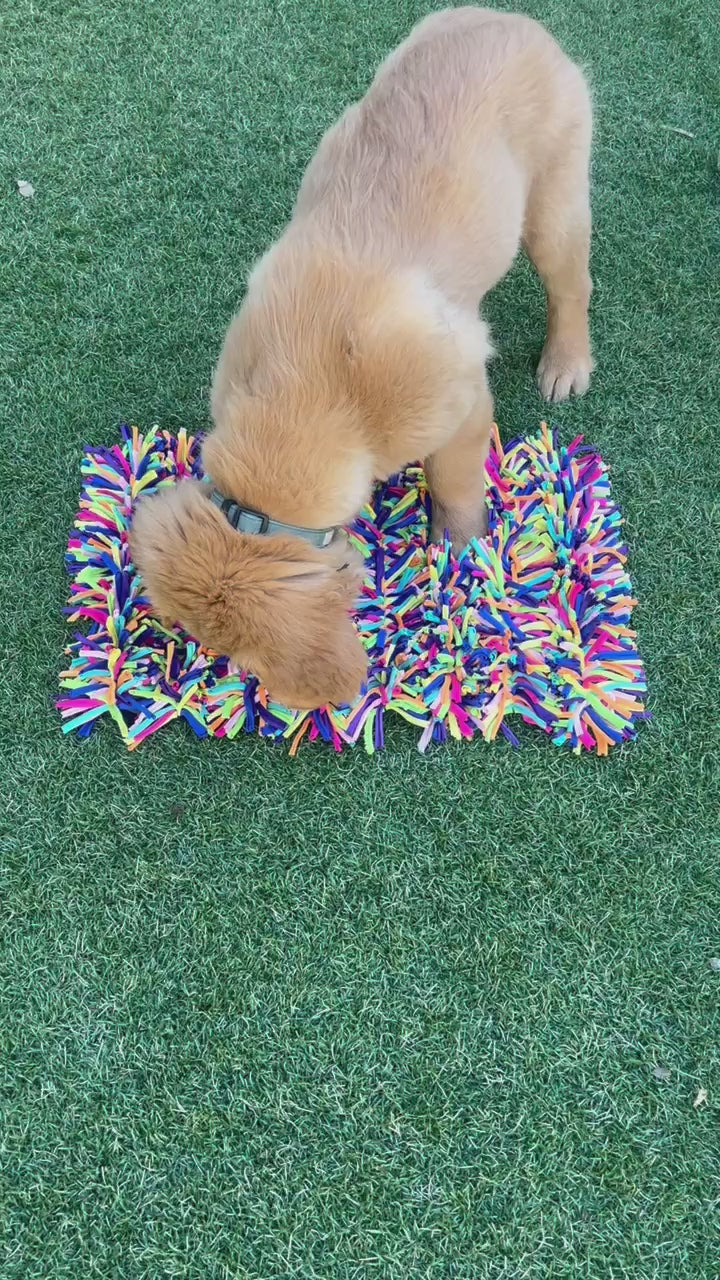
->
[131, 7, 593, 709]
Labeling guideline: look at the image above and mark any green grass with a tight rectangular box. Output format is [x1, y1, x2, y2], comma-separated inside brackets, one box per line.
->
[2, 0, 720, 1275]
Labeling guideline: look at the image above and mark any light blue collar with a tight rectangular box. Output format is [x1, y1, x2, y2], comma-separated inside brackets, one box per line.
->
[206, 484, 337, 549]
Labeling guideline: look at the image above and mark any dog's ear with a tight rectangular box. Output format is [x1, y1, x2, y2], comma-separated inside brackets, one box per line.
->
[130, 482, 368, 708]
[129, 480, 254, 654]
[252, 552, 368, 709]
[345, 271, 492, 461]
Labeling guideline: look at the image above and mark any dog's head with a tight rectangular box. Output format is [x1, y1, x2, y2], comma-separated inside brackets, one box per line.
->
[129, 479, 367, 709]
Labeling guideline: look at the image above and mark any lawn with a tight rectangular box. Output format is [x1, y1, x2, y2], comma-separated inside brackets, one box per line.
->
[2, 0, 719, 1275]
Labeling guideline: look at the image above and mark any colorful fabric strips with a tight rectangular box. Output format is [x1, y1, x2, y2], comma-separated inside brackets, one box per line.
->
[59, 422, 648, 755]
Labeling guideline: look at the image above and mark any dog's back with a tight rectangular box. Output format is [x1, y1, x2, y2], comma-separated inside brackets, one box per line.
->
[294, 8, 590, 304]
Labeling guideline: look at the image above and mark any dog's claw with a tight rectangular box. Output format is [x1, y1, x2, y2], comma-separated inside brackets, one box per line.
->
[536, 346, 593, 402]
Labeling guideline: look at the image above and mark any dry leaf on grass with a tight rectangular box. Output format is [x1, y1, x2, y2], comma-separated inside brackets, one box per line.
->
[16, 180, 35, 198]
[653, 1064, 671, 1082]
[693, 1087, 708, 1108]
[709, 957, 720, 972]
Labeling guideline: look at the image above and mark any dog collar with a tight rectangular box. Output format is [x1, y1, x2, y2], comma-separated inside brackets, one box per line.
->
[206, 485, 337, 549]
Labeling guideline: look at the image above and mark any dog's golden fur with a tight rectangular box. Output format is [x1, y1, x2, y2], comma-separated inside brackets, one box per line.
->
[131, 7, 593, 708]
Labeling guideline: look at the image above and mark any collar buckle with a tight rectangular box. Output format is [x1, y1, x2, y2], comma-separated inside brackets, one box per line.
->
[231, 502, 269, 535]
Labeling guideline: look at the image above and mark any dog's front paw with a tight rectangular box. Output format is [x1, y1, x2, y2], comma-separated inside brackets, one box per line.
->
[430, 501, 487, 551]
[537, 343, 593, 402]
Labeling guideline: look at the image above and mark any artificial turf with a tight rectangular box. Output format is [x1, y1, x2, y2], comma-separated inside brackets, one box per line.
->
[1, 0, 719, 1274]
